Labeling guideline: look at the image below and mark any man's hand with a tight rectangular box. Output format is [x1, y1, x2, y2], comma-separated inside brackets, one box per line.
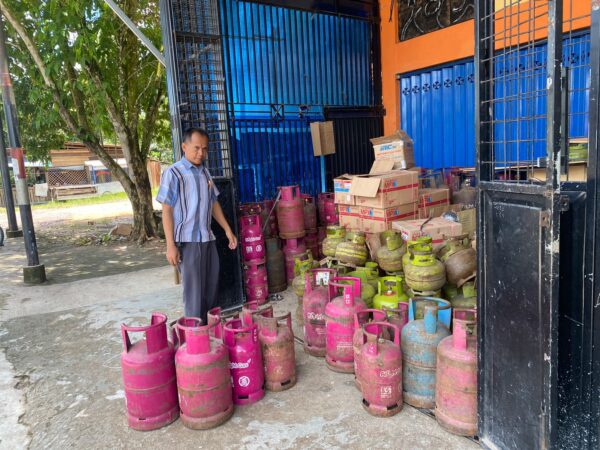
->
[166, 243, 180, 266]
[226, 230, 238, 250]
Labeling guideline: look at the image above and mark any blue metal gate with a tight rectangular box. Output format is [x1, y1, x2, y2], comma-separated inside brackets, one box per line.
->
[400, 32, 591, 169]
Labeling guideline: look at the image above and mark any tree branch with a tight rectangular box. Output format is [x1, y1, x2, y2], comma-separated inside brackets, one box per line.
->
[0, 0, 134, 189]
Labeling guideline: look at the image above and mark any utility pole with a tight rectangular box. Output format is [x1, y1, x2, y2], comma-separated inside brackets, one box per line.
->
[0, 12, 45, 283]
[0, 113, 20, 237]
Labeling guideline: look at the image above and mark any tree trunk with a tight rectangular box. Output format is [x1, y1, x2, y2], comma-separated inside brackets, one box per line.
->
[130, 159, 157, 242]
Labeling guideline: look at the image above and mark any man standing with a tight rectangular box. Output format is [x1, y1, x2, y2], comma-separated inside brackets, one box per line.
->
[157, 128, 238, 322]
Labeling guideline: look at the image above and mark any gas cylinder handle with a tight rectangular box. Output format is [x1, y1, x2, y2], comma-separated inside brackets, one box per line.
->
[177, 318, 210, 354]
[328, 281, 354, 307]
[121, 312, 169, 354]
[208, 307, 223, 339]
[423, 305, 438, 334]
[354, 309, 386, 330]
[333, 276, 361, 298]
[363, 322, 381, 355]
[371, 322, 400, 348]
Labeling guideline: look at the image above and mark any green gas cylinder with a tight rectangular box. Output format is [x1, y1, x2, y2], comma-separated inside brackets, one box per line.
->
[404, 246, 446, 293]
[450, 281, 477, 310]
[342, 270, 375, 308]
[402, 236, 434, 269]
[376, 232, 405, 273]
[373, 276, 408, 310]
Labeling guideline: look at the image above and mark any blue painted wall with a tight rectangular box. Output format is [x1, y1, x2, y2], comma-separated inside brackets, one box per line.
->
[400, 32, 590, 169]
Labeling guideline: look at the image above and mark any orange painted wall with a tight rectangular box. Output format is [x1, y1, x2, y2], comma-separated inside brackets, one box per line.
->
[379, 0, 592, 134]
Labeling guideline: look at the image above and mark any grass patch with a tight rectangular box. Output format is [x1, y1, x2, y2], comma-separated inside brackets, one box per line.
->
[0, 187, 159, 213]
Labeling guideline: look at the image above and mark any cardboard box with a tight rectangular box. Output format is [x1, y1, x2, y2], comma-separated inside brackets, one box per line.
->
[333, 174, 354, 205]
[339, 205, 362, 231]
[350, 167, 419, 209]
[457, 208, 476, 238]
[360, 204, 418, 234]
[370, 130, 415, 170]
[310, 121, 336, 156]
[392, 217, 463, 250]
[418, 188, 450, 218]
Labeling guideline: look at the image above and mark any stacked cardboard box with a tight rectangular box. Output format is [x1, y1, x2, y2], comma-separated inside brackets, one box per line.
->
[392, 217, 463, 251]
[417, 187, 450, 219]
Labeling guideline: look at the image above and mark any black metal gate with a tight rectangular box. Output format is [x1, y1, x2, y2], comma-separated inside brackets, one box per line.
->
[476, 1, 599, 448]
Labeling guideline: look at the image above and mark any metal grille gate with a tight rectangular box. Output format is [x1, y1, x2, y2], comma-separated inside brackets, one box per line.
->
[476, 1, 598, 448]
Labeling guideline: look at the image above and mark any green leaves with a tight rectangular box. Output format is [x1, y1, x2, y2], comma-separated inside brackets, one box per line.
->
[2, 0, 169, 162]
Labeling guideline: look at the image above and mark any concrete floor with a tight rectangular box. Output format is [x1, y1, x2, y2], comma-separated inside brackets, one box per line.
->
[0, 237, 478, 450]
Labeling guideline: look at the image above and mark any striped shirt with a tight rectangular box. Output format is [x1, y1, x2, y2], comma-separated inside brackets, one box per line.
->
[156, 158, 220, 243]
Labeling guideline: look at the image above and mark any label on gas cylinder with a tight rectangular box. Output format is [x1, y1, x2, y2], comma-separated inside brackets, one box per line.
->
[336, 337, 352, 351]
[238, 376, 250, 387]
[306, 312, 325, 321]
[380, 385, 392, 399]
[316, 272, 330, 285]
[230, 358, 251, 369]
[379, 368, 401, 378]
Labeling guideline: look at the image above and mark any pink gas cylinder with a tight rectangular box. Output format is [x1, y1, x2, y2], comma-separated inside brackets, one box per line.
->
[360, 322, 403, 417]
[223, 318, 265, 405]
[435, 309, 478, 436]
[241, 214, 265, 264]
[244, 262, 268, 305]
[322, 196, 339, 225]
[120, 312, 179, 430]
[302, 194, 318, 232]
[352, 309, 388, 391]
[303, 268, 337, 357]
[174, 318, 233, 429]
[325, 277, 366, 373]
[242, 300, 274, 326]
[383, 303, 409, 342]
[304, 230, 319, 260]
[317, 226, 327, 258]
[257, 312, 296, 391]
[317, 192, 334, 225]
[276, 186, 305, 239]
[283, 237, 306, 283]
[260, 199, 278, 238]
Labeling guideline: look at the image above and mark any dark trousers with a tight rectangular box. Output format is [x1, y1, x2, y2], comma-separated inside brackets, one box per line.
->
[179, 241, 220, 323]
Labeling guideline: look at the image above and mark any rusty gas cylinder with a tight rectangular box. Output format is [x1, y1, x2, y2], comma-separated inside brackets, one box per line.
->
[304, 230, 319, 260]
[438, 234, 477, 287]
[376, 231, 406, 273]
[242, 301, 274, 327]
[244, 262, 268, 305]
[325, 277, 366, 373]
[303, 268, 337, 357]
[260, 199, 278, 238]
[450, 281, 477, 310]
[322, 225, 346, 257]
[283, 238, 306, 283]
[277, 186, 305, 239]
[353, 309, 387, 391]
[402, 299, 451, 409]
[120, 312, 179, 430]
[317, 226, 327, 258]
[435, 309, 477, 436]
[265, 237, 287, 293]
[404, 245, 446, 293]
[293, 252, 315, 325]
[360, 322, 403, 417]
[257, 312, 297, 391]
[322, 195, 339, 225]
[402, 237, 434, 269]
[335, 231, 368, 267]
[318, 192, 334, 225]
[302, 194, 318, 232]
[384, 302, 409, 342]
[174, 317, 233, 429]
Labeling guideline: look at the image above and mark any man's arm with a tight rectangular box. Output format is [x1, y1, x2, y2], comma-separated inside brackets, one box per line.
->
[163, 204, 180, 266]
[212, 201, 238, 250]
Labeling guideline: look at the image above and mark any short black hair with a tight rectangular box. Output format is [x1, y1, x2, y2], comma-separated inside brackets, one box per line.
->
[182, 127, 209, 143]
